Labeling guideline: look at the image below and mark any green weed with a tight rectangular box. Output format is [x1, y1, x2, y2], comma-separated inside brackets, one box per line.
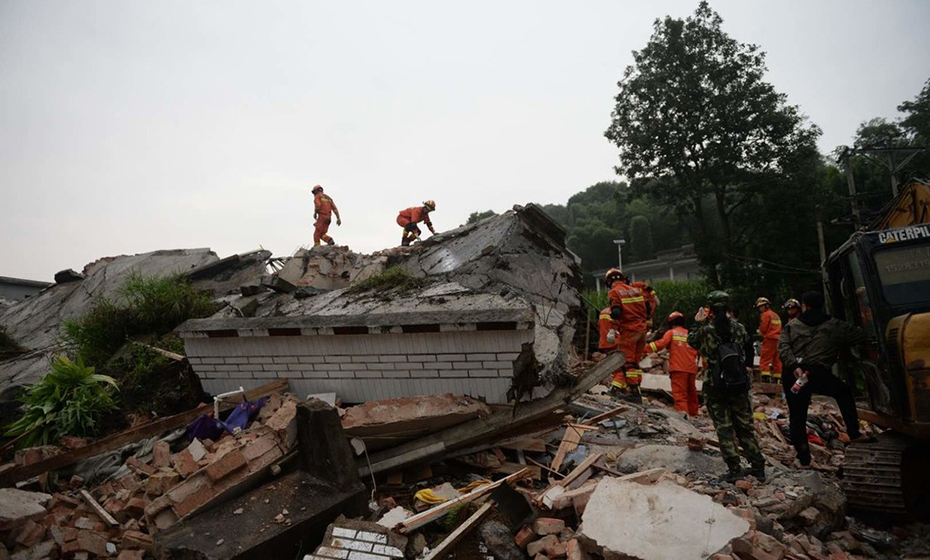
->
[4, 356, 118, 447]
[347, 266, 427, 295]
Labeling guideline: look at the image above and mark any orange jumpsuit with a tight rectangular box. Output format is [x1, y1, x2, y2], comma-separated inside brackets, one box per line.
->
[313, 193, 338, 245]
[633, 282, 658, 328]
[648, 327, 700, 416]
[397, 207, 433, 244]
[758, 308, 783, 380]
[598, 307, 625, 388]
[607, 281, 648, 388]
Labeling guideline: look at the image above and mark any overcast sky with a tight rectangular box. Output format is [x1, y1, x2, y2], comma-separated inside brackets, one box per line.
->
[2, 1, 929, 281]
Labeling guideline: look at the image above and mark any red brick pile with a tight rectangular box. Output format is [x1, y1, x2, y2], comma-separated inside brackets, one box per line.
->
[0, 393, 299, 559]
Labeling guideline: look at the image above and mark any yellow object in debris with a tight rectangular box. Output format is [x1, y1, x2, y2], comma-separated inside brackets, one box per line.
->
[458, 480, 491, 494]
[413, 488, 448, 504]
[753, 412, 767, 421]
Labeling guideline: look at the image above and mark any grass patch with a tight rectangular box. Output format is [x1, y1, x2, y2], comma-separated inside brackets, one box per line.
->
[347, 266, 427, 295]
[4, 356, 118, 447]
[63, 272, 214, 365]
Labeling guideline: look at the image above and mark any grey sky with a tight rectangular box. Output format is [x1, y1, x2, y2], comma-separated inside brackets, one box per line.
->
[2, 1, 929, 281]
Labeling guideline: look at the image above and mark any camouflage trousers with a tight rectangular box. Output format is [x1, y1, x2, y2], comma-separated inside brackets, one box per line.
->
[705, 389, 765, 472]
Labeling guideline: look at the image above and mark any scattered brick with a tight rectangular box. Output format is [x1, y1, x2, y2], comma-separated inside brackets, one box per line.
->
[61, 530, 109, 558]
[515, 525, 538, 548]
[532, 517, 565, 536]
[121, 530, 154, 552]
[126, 457, 157, 477]
[145, 471, 181, 496]
[152, 441, 171, 468]
[528, 535, 559, 557]
[205, 449, 247, 482]
[117, 550, 146, 560]
[171, 449, 199, 478]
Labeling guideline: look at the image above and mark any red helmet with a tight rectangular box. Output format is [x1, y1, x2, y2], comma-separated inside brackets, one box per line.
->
[667, 311, 683, 322]
[604, 268, 625, 285]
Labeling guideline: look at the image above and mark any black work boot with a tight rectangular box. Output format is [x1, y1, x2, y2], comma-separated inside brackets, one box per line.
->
[326, 238, 335, 246]
[745, 464, 766, 482]
[401, 237, 410, 247]
[628, 386, 643, 404]
[719, 466, 742, 483]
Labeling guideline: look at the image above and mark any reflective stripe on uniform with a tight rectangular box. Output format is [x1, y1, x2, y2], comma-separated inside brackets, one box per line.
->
[621, 296, 645, 303]
[599, 314, 611, 320]
[672, 336, 688, 342]
[648, 342, 657, 353]
[611, 380, 627, 388]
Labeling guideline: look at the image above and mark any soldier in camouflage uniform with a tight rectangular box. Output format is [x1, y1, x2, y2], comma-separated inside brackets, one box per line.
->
[688, 290, 766, 482]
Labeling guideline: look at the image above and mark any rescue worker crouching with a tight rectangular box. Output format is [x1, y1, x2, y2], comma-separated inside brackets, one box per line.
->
[648, 311, 700, 416]
[397, 200, 436, 246]
[311, 185, 342, 247]
[756, 297, 783, 383]
[605, 268, 649, 403]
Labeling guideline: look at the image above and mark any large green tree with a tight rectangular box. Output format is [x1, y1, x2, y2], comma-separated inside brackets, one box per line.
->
[604, 2, 821, 286]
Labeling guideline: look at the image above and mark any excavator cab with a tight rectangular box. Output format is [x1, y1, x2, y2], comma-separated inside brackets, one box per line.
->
[823, 180, 930, 517]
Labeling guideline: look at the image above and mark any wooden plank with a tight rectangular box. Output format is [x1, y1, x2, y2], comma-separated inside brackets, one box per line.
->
[80, 489, 118, 528]
[398, 468, 530, 534]
[566, 454, 604, 491]
[560, 452, 602, 489]
[769, 420, 787, 445]
[581, 405, 628, 426]
[551, 425, 595, 473]
[360, 353, 624, 477]
[422, 502, 493, 560]
[494, 462, 540, 479]
[526, 457, 563, 479]
[0, 379, 288, 487]
[500, 439, 546, 453]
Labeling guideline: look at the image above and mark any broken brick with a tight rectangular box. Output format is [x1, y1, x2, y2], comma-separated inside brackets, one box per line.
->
[205, 449, 247, 482]
[515, 525, 538, 548]
[117, 550, 146, 560]
[15, 519, 45, 548]
[152, 440, 171, 468]
[171, 449, 199, 478]
[528, 535, 559, 557]
[566, 539, 587, 560]
[532, 517, 565, 536]
[173, 484, 215, 518]
[126, 457, 157, 477]
[545, 541, 567, 559]
[121, 530, 154, 552]
[73, 517, 105, 532]
[145, 471, 181, 496]
[61, 530, 108, 558]
[125, 497, 150, 518]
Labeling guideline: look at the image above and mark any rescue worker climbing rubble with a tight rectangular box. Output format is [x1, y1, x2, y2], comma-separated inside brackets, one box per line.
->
[606, 268, 649, 403]
[397, 200, 436, 246]
[648, 311, 700, 416]
[756, 297, 783, 383]
[688, 290, 766, 482]
[598, 302, 625, 395]
[311, 185, 341, 247]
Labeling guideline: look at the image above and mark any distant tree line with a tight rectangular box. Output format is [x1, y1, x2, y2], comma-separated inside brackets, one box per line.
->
[467, 3, 929, 309]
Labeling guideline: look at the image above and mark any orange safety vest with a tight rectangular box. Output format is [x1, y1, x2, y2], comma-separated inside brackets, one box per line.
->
[607, 281, 648, 332]
[398, 206, 432, 227]
[314, 193, 337, 217]
[758, 309, 782, 340]
[648, 326, 699, 374]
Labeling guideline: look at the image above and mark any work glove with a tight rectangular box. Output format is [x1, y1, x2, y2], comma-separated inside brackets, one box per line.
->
[337, 218, 342, 226]
[607, 329, 618, 345]
[694, 307, 708, 322]
[610, 306, 622, 321]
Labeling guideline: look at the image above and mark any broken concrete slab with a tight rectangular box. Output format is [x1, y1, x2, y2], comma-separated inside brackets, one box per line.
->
[616, 444, 726, 477]
[0, 488, 51, 531]
[53, 269, 84, 284]
[579, 478, 750, 560]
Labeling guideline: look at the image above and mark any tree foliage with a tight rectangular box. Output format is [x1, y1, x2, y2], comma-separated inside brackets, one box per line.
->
[464, 210, 497, 226]
[629, 215, 653, 262]
[605, 2, 821, 287]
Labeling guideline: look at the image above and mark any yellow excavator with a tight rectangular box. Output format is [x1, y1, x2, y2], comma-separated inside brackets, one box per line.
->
[823, 178, 930, 517]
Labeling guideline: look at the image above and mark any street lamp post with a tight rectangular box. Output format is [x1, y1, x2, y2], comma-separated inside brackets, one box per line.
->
[613, 239, 626, 271]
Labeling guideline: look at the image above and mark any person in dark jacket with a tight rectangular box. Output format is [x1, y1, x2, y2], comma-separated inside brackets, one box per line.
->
[778, 291, 871, 467]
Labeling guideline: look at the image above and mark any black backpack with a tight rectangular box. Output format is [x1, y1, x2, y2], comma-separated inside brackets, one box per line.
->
[713, 340, 750, 393]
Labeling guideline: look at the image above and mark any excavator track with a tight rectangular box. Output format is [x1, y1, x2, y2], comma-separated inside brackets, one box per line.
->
[842, 434, 909, 516]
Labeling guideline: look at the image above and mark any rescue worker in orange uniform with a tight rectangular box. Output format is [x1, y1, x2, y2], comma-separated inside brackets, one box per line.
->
[633, 282, 659, 329]
[311, 185, 341, 247]
[648, 312, 701, 416]
[756, 297, 783, 383]
[397, 201, 436, 246]
[606, 268, 649, 403]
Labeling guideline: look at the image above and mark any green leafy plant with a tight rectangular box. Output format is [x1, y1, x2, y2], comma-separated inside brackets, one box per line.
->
[63, 272, 214, 365]
[4, 356, 119, 447]
[347, 266, 427, 295]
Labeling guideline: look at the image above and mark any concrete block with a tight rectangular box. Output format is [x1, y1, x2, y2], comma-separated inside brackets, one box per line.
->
[379, 355, 407, 363]
[468, 369, 499, 377]
[438, 354, 466, 361]
[483, 361, 512, 369]
[325, 356, 353, 363]
[409, 370, 437, 378]
[438, 370, 465, 378]
[434, 362, 454, 370]
[384, 370, 411, 378]
[248, 357, 274, 364]
[579, 479, 749, 560]
[497, 353, 520, 361]
[253, 371, 279, 378]
[470, 353, 497, 361]
[202, 357, 225, 364]
[355, 371, 382, 378]
[452, 362, 472, 370]
[215, 364, 240, 371]
[351, 355, 380, 363]
[273, 356, 299, 364]
[225, 357, 249, 364]
[262, 364, 289, 371]
[299, 356, 326, 363]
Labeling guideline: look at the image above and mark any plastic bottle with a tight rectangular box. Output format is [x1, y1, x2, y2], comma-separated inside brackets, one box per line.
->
[791, 372, 809, 394]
